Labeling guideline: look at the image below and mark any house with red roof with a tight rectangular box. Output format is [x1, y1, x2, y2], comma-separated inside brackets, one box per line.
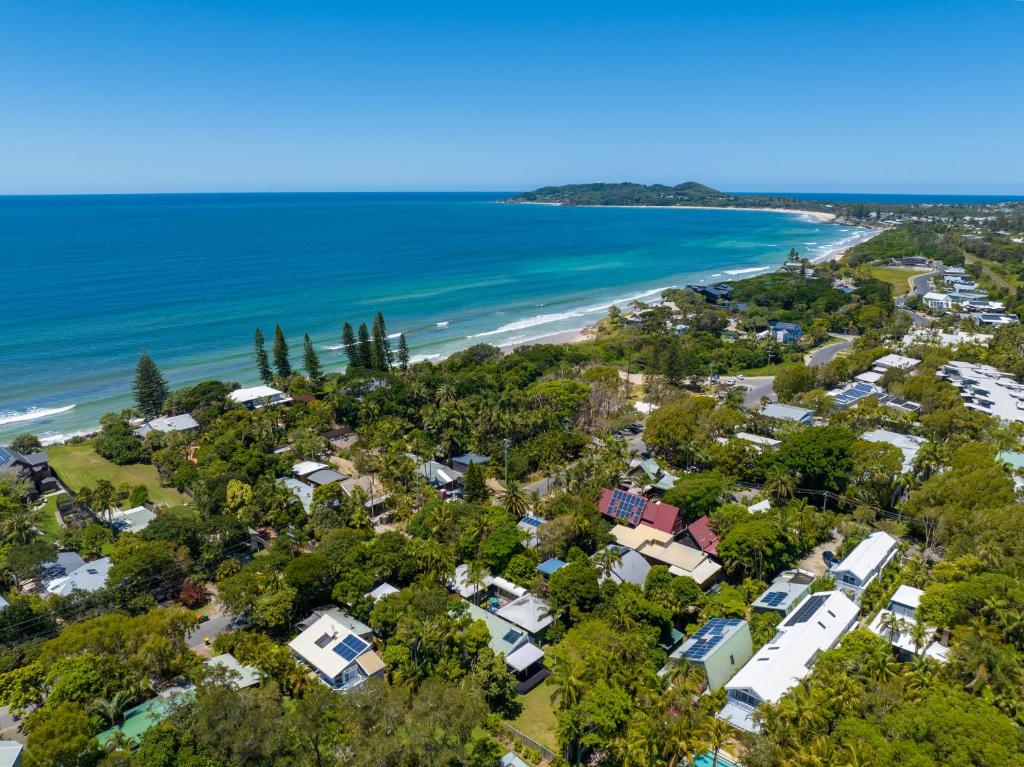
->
[598, 488, 683, 536]
[680, 515, 720, 557]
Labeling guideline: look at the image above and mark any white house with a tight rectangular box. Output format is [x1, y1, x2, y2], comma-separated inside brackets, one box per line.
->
[288, 612, 385, 691]
[870, 354, 920, 373]
[108, 506, 158, 534]
[134, 414, 200, 438]
[228, 385, 292, 409]
[46, 556, 112, 597]
[830, 531, 899, 597]
[923, 292, 952, 311]
[719, 591, 859, 732]
[868, 584, 949, 663]
[496, 594, 553, 642]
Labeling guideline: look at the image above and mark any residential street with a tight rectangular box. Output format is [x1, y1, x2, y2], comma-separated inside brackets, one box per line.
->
[741, 376, 776, 407]
[806, 335, 855, 368]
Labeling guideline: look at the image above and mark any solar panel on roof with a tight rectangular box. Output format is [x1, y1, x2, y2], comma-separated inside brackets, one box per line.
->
[683, 618, 741, 661]
[0, 447, 11, 462]
[332, 633, 369, 662]
[502, 629, 523, 644]
[760, 591, 787, 607]
[607, 489, 646, 525]
[784, 594, 828, 626]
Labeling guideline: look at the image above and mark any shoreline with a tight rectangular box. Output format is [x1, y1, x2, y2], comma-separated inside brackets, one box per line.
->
[510, 200, 838, 223]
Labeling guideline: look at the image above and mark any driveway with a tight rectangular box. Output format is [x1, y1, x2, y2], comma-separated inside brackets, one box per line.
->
[524, 473, 560, 498]
[806, 335, 855, 368]
[741, 376, 776, 407]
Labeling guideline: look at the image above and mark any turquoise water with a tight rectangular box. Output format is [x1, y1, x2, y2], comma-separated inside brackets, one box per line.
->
[0, 192, 869, 443]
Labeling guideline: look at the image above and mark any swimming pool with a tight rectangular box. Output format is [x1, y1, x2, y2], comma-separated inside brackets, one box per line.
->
[694, 752, 739, 767]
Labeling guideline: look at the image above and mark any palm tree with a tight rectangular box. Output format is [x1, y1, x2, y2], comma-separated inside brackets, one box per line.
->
[91, 690, 133, 726]
[465, 560, 490, 605]
[878, 610, 907, 644]
[548, 655, 584, 711]
[498, 480, 530, 519]
[594, 546, 623, 580]
[701, 717, 734, 767]
[763, 464, 797, 500]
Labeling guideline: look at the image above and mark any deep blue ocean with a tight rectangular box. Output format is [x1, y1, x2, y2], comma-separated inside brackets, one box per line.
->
[0, 192, 874, 442]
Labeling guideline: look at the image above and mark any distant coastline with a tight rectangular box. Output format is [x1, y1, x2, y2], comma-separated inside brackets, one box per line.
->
[509, 199, 838, 223]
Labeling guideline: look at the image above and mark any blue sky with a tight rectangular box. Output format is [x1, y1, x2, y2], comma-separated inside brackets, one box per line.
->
[2, 0, 1023, 194]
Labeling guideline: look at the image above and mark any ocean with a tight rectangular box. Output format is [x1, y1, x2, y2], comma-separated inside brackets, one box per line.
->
[0, 192, 873, 444]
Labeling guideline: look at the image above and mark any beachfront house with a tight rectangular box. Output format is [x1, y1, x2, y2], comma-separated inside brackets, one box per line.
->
[719, 591, 859, 732]
[227, 385, 292, 409]
[134, 414, 199, 438]
[0, 446, 56, 499]
[759, 403, 814, 425]
[666, 618, 753, 692]
[830, 531, 899, 598]
[288, 610, 384, 691]
[868, 584, 949, 663]
[750, 569, 815, 616]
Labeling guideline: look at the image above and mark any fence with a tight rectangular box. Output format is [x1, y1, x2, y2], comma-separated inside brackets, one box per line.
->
[501, 723, 556, 764]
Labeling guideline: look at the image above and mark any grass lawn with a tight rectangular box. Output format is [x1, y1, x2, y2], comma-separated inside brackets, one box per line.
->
[47, 442, 187, 507]
[35, 495, 64, 541]
[862, 265, 928, 296]
[509, 678, 559, 751]
[736, 362, 790, 377]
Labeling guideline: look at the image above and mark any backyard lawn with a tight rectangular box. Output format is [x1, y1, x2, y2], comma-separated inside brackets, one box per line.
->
[509, 678, 559, 751]
[862, 265, 928, 297]
[47, 442, 187, 507]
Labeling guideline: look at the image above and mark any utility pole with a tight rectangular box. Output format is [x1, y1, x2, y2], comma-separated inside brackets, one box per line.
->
[503, 438, 511, 484]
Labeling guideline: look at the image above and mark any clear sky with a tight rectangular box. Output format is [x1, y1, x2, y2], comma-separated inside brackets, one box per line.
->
[2, 0, 1023, 194]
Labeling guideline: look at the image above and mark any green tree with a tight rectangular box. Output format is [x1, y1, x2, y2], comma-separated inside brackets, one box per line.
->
[302, 333, 323, 385]
[356, 323, 373, 368]
[10, 434, 42, 454]
[397, 333, 410, 370]
[272, 325, 291, 377]
[663, 471, 727, 521]
[773, 363, 816, 402]
[132, 352, 168, 418]
[24, 702, 101, 767]
[463, 462, 488, 504]
[341, 322, 359, 368]
[254, 328, 272, 384]
[371, 312, 393, 371]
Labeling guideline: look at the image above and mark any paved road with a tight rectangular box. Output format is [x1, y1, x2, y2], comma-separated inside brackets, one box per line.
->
[741, 376, 776, 407]
[909, 270, 937, 298]
[806, 335, 855, 368]
[187, 604, 236, 656]
[524, 473, 560, 498]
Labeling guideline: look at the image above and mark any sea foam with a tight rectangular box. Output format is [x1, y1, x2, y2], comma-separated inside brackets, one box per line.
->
[0, 404, 75, 427]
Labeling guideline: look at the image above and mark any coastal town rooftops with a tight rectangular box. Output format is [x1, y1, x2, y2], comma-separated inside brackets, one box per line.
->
[832, 531, 899, 584]
[609, 525, 722, 587]
[733, 432, 781, 449]
[134, 414, 200, 437]
[890, 584, 923, 611]
[683, 515, 720, 557]
[365, 582, 400, 602]
[305, 468, 347, 487]
[759, 403, 814, 423]
[597, 488, 682, 534]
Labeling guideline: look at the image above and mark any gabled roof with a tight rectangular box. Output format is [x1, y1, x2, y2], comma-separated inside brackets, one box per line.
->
[640, 500, 682, 534]
[832, 531, 898, 583]
[452, 452, 490, 465]
[751, 569, 815, 613]
[464, 602, 529, 655]
[760, 403, 813, 422]
[293, 460, 329, 477]
[365, 582, 400, 602]
[685, 515, 720, 556]
[228, 385, 290, 405]
[537, 558, 567, 576]
[135, 414, 199, 437]
[280, 477, 313, 513]
[595, 545, 651, 586]
[726, 591, 858, 704]
[305, 468, 347, 487]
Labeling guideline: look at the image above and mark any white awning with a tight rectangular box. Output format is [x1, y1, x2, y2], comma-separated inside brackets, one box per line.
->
[504, 643, 545, 673]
